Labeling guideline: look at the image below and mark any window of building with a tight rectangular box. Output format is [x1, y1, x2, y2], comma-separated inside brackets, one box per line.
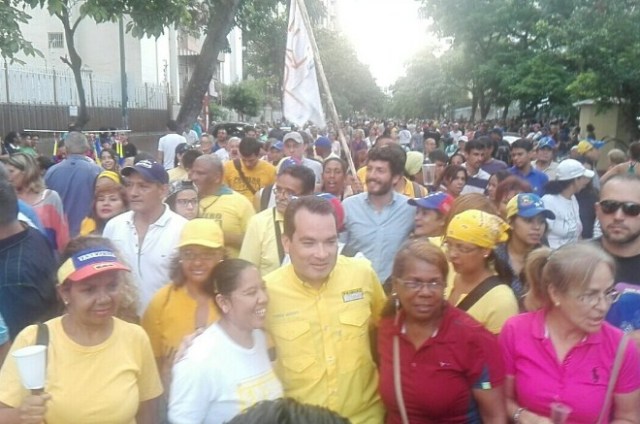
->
[48, 33, 64, 49]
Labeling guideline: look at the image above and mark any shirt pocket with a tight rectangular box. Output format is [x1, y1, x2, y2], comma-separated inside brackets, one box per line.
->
[271, 321, 322, 385]
[338, 307, 372, 370]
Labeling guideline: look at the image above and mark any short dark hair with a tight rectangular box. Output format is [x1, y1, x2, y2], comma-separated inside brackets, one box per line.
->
[182, 149, 202, 170]
[0, 179, 18, 225]
[283, 196, 337, 239]
[239, 137, 261, 157]
[167, 120, 179, 132]
[279, 165, 316, 195]
[428, 149, 448, 164]
[323, 157, 347, 173]
[227, 399, 349, 424]
[204, 259, 255, 312]
[367, 144, 406, 176]
[464, 139, 485, 153]
[511, 138, 533, 152]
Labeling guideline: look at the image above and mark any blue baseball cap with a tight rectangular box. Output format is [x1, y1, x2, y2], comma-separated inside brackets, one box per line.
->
[537, 136, 556, 150]
[506, 193, 555, 220]
[122, 159, 169, 185]
[408, 191, 454, 215]
[270, 141, 284, 151]
[315, 136, 332, 149]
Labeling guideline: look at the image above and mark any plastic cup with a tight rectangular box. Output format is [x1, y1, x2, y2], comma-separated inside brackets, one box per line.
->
[550, 402, 572, 424]
[12, 345, 46, 390]
[422, 163, 436, 186]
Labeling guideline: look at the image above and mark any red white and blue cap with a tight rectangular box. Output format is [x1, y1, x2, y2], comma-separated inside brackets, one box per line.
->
[57, 247, 130, 285]
[408, 191, 454, 215]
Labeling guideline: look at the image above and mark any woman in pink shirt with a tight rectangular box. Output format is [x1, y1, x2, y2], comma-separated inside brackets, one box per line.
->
[500, 243, 640, 423]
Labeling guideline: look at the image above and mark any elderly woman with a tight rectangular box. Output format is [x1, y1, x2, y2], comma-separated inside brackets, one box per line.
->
[445, 209, 519, 334]
[0, 236, 162, 423]
[501, 243, 640, 423]
[494, 193, 554, 302]
[79, 171, 128, 236]
[378, 239, 506, 423]
[142, 218, 224, 385]
[169, 259, 283, 424]
[2, 152, 69, 251]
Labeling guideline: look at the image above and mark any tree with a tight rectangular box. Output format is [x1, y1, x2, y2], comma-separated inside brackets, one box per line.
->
[0, 2, 41, 61]
[224, 80, 263, 120]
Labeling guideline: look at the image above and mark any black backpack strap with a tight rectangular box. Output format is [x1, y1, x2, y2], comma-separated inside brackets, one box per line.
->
[340, 244, 358, 258]
[36, 323, 49, 346]
[233, 159, 258, 195]
[273, 208, 285, 264]
[457, 276, 504, 312]
[260, 184, 273, 211]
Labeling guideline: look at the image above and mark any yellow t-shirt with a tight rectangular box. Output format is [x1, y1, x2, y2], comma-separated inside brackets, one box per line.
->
[223, 159, 276, 203]
[445, 281, 519, 334]
[141, 283, 219, 360]
[239, 207, 283, 276]
[198, 188, 255, 257]
[264, 256, 386, 424]
[0, 317, 163, 424]
[356, 166, 427, 197]
[168, 166, 189, 183]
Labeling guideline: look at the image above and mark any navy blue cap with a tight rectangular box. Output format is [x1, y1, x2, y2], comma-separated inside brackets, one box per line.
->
[122, 160, 169, 185]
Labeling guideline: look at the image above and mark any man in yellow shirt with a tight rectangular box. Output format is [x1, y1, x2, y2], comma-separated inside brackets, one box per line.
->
[239, 165, 316, 275]
[223, 137, 276, 203]
[190, 155, 254, 257]
[265, 196, 386, 424]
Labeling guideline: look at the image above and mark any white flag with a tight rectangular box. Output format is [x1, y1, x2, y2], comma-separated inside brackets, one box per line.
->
[283, 0, 326, 128]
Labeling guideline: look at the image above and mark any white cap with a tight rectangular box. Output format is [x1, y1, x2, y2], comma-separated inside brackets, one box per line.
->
[283, 132, 303, 144]
[555, 159, 595, 181]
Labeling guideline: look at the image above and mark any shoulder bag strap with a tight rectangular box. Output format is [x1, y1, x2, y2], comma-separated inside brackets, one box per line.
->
[393, 335, 410, 424]
[233, 159, 258, 194]
[596, 334, 630, 424]
[260, 184, 273, 211]
[273, 208, 285, 264]
[457, 276, 504, 312]
[36, 322, 49, 346]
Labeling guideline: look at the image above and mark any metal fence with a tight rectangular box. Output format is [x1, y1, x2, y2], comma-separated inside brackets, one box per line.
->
[0, 63, 168, 109]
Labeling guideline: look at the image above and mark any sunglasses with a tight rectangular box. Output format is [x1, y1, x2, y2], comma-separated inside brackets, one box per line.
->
[599, 200, 640, 217]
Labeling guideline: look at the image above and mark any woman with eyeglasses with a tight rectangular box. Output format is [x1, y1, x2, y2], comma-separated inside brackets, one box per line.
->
[166, 180, 199, 220]
[500, 243, 640, 424]
[169, 259, 283, 424]
[142, 218, 225, 393]
[378, 239, 507, 424]
[1, 152, 69, 251]
[445, 209, 519, 334]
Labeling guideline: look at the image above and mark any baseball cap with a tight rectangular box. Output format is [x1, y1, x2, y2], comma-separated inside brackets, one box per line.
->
[577, 139, 605, 155]
[555, 158, 595, 181]
[408, 192, 454, 215]
[506, 193, 555, 220]
[314, 136, 332, 149]
[166, 180, 197, 202]
[537, 137, 556, 150]
[270, 141, 284, 151]
[283, 132, 303, 144]
[178, 218, 224, 249]
[57, 246, 130, 284]
[121, 160, 169, 185]
[316, 193, 345, 231]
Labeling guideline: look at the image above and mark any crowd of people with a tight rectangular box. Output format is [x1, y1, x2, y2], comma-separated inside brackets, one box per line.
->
[0, 117, 640, 423]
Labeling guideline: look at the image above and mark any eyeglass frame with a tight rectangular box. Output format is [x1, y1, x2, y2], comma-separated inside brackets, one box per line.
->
[394, 277, 445, 293]
[575, 287, 621, 307]
[598, 200, 640, 217]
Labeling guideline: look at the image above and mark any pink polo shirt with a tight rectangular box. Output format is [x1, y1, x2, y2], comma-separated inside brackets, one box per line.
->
[500, 310, 640, 423]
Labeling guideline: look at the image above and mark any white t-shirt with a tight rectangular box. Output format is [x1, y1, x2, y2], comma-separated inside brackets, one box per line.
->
[215, 148, 230, 162]
[158, 133, 188, 170]
[169, 323, 283, 424]
[541, 193, 582, 249]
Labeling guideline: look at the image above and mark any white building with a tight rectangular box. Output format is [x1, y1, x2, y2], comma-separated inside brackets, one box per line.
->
[12, 6, 243, 115]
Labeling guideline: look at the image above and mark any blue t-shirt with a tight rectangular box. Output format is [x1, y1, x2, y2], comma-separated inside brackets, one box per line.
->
[509, 166, 549, 196]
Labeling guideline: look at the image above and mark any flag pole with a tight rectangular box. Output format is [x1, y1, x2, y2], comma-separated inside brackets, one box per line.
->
[294, 0, 358, 178]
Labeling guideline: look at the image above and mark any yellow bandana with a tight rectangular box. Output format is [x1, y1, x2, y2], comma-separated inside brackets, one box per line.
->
[446, 209, 510, 249]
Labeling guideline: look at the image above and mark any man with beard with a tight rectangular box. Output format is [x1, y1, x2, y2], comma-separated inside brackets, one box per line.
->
[342, 145, 415, 284]
[595, 174, 640, 284]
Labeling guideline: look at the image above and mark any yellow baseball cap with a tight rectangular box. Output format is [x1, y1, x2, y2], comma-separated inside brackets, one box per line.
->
[178, 219, 224, 249]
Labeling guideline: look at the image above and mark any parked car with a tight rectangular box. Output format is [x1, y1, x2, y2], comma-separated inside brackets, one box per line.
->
[210, 122, 254, 138]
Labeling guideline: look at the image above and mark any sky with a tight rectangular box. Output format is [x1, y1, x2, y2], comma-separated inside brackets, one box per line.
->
[336, 0, 434, 88]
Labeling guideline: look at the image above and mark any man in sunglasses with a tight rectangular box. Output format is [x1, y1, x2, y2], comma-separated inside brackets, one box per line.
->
[595, 174, 640, 285]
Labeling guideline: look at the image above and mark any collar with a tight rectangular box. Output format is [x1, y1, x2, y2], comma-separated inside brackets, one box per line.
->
[126, 204, 174, 228]
[511, 166, 536, 177]
[365, 189, 399, 206]
[393, 304, 454, 344]
[532, 309, 602, 345]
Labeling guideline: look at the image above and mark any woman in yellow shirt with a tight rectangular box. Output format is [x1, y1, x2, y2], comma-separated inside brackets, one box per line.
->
[0, 236, 162, 424]
[142, 218, 225, 385]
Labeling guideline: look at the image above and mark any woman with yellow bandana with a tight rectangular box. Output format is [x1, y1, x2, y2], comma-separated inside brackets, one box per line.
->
[444, 209, 519, 334]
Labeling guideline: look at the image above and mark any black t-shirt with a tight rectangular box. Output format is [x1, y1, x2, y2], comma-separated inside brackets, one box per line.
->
[595, 238, 640, 285]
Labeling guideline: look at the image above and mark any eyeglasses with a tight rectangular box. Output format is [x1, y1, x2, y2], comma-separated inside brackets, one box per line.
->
[176, 199, 198, 207]
[442, 241, 480, 255]
[180, 251, 218, 262]
[273, 186, 298, 199]
[599, 200, 640, 217]
[396, 278, 445, 292]
[576, 288, 620, 307]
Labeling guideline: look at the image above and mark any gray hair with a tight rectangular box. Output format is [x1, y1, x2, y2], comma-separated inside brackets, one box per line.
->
[65, 131, 90, 154]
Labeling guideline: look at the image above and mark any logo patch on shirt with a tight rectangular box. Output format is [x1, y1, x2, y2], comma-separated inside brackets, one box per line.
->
[342, 289, 364, 303]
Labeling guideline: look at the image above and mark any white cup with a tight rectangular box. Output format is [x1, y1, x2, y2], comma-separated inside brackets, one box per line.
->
[12, 345, 46, 390]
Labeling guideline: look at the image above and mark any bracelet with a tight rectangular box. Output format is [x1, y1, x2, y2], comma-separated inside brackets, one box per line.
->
[513, 407, 526, 423]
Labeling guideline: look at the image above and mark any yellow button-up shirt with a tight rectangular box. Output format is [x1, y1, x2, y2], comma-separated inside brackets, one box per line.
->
[239, 207, 283, 276]
[265, 256, 386, 424]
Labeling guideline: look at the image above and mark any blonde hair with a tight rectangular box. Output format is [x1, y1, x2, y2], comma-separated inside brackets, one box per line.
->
[4, 153, 45, 193]
[523, 242, 615, 311]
